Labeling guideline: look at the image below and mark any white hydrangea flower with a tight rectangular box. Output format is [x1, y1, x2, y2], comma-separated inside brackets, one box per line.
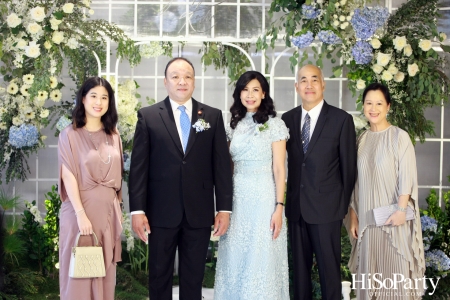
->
[419, 39, 432, 51]
[50, 90, 62, 102]
[23, 74, 35, 85]
[63, 3, 74, 14]
[52, 31, 64, 44]
[376, 52, 391, 67]
[408, 63, 419, 76]
[381, 70, 393, 81]
[387, 64, 398, 75]
[6, 13, 22, 28]
[370, 38, 381, 49]
[403, 44, 413, 57]
[393, 36, 407, 51]
[25, 41, 41, 58]
[30, 7, 46, 22]
[356, 79, 366, 90]
[394, 71, 405, 83]
[372, 64, 384, 74]
[66, 37, 79, 49]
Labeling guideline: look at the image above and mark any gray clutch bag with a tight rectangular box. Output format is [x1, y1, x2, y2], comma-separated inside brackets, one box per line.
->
[373, 204, 415, 226]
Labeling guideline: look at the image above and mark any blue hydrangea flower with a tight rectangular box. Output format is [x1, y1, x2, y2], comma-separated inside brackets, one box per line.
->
[421, 215, 438, 233]
[302, 4, 320, 19]
[8, 124, 39, 148]
[351, 41, 373, 64]
[350, 7, 389, 40]
[425, 249, 450, 272]
[292, 31, 314, 48]
[317, 30, 342, 45]
[56, 115, 72, 132]
[123, 153, 131, 171]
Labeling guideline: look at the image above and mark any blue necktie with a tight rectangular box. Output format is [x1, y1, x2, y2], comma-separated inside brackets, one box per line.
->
[178, 106, 190, 152]
[302, 113, 310, 153]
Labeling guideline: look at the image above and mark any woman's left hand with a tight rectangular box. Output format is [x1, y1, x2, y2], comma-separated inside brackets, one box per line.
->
[385, 211, 406, 226]
[270, 212, 283, 240]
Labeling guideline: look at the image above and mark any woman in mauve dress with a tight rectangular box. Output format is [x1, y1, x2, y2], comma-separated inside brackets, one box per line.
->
[346, 83, 425, 299]
[58, 77, 123, 299]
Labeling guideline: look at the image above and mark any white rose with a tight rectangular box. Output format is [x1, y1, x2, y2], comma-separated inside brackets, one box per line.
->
[20, 84, 31, 96]
[40, 109, 50, 118]
[339, 16, 345, 21]
[50, 90, 62, 102]
[27, 23, 42, 35]
[66, 37, 78, 49]
[372, 64, 384, 74]
[356, 79, 366, 90]
[52, 31, 64, 44]
[63, 3, 74, 14]
[23, 74, 35, 85]
[89, 9, 95, 15]
[6, 13, 22, 28]
[7, 82, 19, 95]
[340, 22, 349, 30]
[370, 38, 381, 49]
[376, 52, 391, 67]
[352, 115, 368, 130]
[16, 39, 27, 49]
[419, 39, 432, 51]
[83, 0, 91, 7]
[25, 42, 41, 58]
[333, 14, 338, 19]
[50, 17, 62, 30]
[440, 32, 447, 42]
[394, 71, 405, 82]
[333, 20, 339, 27]
[50, 76, 58, 89]
[387, 64, 398, 75]
[346, 15, 352, 21]
[403, 44, 413, 57]
[30, 7, 46, 22]
[392, 36, 407, 51]
[381, 70, 393, 81]
[408, 63, 419, 76]
[44, 41, 52, 50]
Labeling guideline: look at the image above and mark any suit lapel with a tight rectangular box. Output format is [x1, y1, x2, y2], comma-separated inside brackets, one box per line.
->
[184, 99, 200, 157]
[303, 101, 329, 160]
[159, 97, 184, 155]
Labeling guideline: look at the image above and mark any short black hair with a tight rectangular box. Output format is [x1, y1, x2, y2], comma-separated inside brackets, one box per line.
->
[230, 71, 276, 129]
[164, 57, 195, 78]
[362, 82, 391, 105]
[72, 77, 118, 135]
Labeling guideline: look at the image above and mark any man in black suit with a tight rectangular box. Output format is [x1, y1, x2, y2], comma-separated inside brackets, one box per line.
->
[282, 64, 357, 300]
[129, 57, 233, 300]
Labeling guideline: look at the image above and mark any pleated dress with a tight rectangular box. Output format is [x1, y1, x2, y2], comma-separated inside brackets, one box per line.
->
[347, 126, 425, 300]
[58, 126, 123, 300]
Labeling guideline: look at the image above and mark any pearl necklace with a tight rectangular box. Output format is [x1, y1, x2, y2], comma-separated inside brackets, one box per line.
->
[86, 129, 111, 165]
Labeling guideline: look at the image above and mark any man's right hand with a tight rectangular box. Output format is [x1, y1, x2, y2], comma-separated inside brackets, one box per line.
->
[132, 214, 151, 243]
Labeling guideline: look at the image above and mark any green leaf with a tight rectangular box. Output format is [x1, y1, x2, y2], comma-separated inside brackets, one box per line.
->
[440, 44, 450, 53]
[53, 11, 64, 20]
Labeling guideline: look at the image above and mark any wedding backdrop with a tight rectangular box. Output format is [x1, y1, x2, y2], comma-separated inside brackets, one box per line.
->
[1, 0, 450, 298]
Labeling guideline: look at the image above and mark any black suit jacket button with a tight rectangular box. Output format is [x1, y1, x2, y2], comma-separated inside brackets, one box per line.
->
[182, 161, 186, 164]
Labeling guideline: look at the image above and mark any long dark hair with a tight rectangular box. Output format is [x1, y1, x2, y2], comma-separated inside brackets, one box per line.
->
[230, 71, 276, 129]
[72, 77, 118, 135]
[362, 82, 392, 105]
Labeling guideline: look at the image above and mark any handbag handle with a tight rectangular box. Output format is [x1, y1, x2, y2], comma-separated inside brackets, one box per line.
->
[73, 232, 100, 247]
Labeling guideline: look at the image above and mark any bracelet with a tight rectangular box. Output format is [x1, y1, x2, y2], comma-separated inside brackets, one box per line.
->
[396, 205, 407, 213]
[276, 202, 284, 206]
[75, 208, 85, 216]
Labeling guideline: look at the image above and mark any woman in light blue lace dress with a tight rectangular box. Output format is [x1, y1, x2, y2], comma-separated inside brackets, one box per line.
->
[214, 71, 290, 300]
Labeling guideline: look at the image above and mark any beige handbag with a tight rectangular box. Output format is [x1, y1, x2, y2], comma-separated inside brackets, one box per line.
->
[373, 204, 415, 227]
[69, 232, 106, 278]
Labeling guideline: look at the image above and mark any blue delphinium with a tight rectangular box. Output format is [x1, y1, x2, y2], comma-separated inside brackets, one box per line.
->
[351, 41, 373, 64]
[425, 249, 450, 272]
[302, 4, 320, 19]
[317, 30, 342, 45]
[350, 7, 389, 40]
[292, 31, 314, 48]
[421, 215, 438, 233]
[8, 123, 39, 148]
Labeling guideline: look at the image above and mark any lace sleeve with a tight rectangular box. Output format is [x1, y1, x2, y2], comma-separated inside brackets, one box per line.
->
[225, 123, 233, 142]
[269, 117, 290, 142]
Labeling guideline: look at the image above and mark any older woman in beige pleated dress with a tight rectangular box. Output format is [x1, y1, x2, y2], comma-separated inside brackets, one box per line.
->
[58, 77, 123, 299]
[347, 83, 425, 299]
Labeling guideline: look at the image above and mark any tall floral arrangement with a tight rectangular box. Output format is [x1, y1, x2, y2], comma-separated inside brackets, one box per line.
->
[257, 0, 450, 143]
[0, 0, 141, 183]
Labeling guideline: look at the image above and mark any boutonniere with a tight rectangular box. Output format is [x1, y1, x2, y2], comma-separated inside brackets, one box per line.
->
[255, 122, 269, 135]
[192, 119, 211, 133]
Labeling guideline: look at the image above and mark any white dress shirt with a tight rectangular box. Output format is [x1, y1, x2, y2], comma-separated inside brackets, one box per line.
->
[301, 100, 324, 139]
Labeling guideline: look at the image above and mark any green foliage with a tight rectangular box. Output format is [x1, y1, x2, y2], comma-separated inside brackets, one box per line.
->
[127, 239, 149, 276]
[41, 186, 61, 278]
[115, 266, 148, 300]
[420, 186, 450, 299]
[201, 42, 252, 86]
[1, 268, 45, 296]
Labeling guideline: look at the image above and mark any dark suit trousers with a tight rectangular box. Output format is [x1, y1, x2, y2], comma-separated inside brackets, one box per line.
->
[147, 215, 211, 300]
[289, 216, 342, 300]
